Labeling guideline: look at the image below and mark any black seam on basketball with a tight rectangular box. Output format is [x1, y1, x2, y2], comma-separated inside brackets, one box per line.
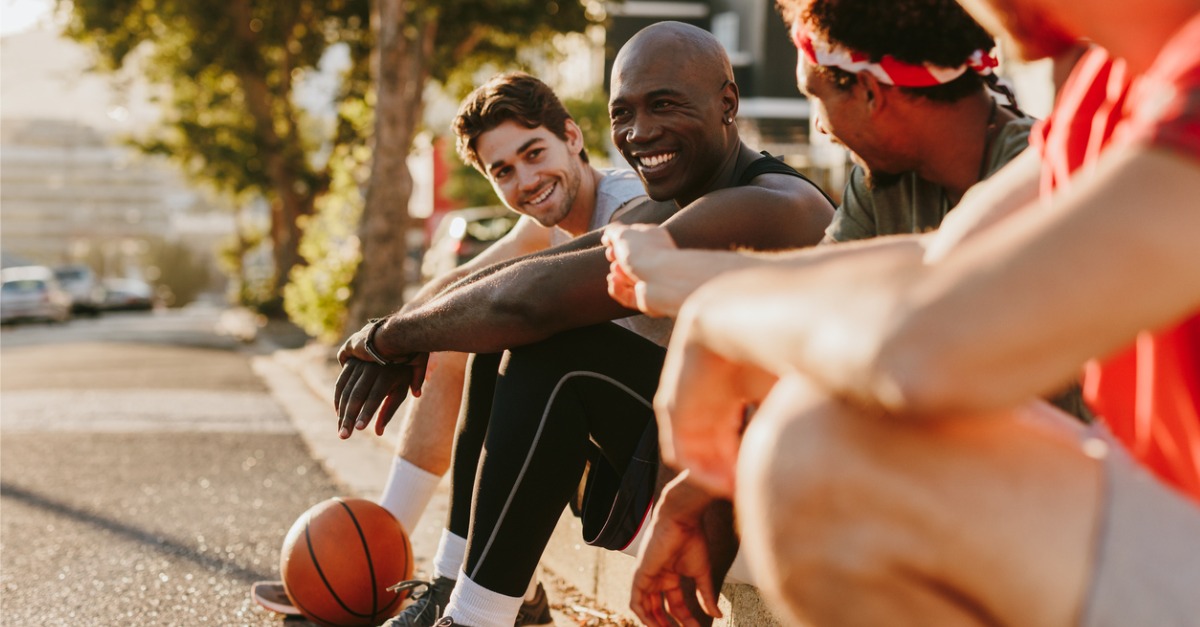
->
[305, 497, 370, 619]
[290, 594, 340, 627]
[338, 498, 382, 619]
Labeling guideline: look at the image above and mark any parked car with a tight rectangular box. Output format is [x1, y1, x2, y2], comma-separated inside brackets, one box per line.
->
[53, 264, 105, 314]
[0, 266, 72, 325]
[100, 277, 156, 311]
[421, 206, 518, 281]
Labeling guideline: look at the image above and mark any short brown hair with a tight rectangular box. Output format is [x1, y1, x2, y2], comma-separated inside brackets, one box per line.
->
[452, 72, 588, 172]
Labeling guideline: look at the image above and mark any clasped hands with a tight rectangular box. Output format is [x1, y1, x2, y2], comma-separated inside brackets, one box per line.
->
[333, 320, 428, 439]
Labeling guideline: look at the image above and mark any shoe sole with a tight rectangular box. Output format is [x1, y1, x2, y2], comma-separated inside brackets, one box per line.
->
[251, 580, 301, 616]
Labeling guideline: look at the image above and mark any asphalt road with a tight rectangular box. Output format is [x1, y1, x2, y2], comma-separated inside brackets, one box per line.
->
[0, 307, 339, 626]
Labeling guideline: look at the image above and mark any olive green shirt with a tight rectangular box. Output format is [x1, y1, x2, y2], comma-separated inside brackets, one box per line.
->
[822, 114, 1092, 421]
[825, 116, 1036, 242]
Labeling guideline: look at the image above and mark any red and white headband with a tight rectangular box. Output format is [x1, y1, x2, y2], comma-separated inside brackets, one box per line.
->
[791, 22, 998, 88]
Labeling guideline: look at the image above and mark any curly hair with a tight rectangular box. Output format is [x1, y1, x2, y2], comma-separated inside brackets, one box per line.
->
[777, 0, 998, 102]
[452, 72, 588, 172]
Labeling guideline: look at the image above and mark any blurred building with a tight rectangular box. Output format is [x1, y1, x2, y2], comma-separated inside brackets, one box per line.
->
[0, 27, 234, 288]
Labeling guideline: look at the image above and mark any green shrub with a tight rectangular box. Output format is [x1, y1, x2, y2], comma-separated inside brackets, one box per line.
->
[284, 143, 370, 343]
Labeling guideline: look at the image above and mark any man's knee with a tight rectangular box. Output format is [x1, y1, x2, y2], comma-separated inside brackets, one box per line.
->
[735, 379, 1101, 626]
[735, 377, 898, 621]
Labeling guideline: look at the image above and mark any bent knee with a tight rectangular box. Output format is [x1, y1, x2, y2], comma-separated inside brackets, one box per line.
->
[734, 377, 964, 618]
[735, 380, 1102, 626]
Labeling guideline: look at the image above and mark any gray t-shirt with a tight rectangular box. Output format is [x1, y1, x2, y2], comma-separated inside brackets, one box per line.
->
[549, 168, 647, 247]
[549, 168, 675, 347]
[825, 115, 1035, 242]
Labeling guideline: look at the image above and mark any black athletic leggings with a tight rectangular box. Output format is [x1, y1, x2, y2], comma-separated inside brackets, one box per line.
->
[444, 323, 665, 596]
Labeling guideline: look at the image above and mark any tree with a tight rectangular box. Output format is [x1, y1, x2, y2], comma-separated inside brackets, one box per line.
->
[61, 0, 374, 306]
[62, 0, 602, 335]
[344, 0, 599, 335]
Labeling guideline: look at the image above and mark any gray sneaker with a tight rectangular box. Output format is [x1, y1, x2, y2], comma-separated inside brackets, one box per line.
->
[514, 582, 552, 626]
[381, 576, 454, 627]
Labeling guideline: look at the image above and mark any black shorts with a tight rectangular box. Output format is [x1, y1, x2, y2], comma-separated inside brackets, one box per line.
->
[579, 421, 659, 551]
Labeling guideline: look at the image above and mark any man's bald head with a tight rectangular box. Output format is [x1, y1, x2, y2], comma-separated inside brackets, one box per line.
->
[613, 21, 734, 84]
[608, 21, 741, 206]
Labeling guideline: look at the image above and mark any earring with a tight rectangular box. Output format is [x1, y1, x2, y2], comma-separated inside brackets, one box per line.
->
[724, 116, 733, 125]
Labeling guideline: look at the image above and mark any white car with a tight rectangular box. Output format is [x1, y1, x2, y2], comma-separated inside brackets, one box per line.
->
[53, 264, 105, 314]
[0, 266, 72, 325]
[100, 277, 156, 311]
[421, 206, 517, 282]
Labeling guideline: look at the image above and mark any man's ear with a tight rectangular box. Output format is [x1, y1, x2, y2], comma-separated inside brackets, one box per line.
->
[857, 72, 887, 115]
[720, 79, 740, 122]
[564, 119, 585, 156]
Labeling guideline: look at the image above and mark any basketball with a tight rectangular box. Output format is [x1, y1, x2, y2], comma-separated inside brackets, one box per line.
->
[280, 497, 414, 626]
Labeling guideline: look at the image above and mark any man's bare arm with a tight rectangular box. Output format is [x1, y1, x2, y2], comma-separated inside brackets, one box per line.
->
[401, 215, 552, 313]
[419, 198, 678, 300]
[369, 174, 833, 358]
[680, 146, 1200, 416]
[610, 149, 1045, 318]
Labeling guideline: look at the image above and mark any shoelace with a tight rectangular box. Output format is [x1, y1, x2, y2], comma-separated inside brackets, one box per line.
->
[432, 618, 457, 627]
[387, 579, 433, 597]
[386, 579, 444, 622]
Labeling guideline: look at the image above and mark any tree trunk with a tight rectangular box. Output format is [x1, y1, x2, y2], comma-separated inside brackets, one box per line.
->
[228, 0, 313, 301]
[344, 0, 436, 334]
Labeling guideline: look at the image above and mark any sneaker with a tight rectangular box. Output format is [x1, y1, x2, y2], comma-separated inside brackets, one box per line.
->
[381, 576, 455, 627]
[250, 580, 300, 616]
[514, 583, 553, 626]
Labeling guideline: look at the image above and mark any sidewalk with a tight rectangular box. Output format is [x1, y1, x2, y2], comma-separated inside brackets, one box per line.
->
[249, 316, 781, 627]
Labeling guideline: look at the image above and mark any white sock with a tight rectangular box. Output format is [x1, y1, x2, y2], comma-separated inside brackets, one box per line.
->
[431, 530, 467, 581]
[378, 457, 441, 533]
[523, 572, 539, 602]
[444, 571, 524, 627]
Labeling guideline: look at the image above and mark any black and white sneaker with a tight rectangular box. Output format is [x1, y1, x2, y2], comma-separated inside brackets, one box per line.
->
[382, 576, 553, 627]
[381, 576, 455, 627]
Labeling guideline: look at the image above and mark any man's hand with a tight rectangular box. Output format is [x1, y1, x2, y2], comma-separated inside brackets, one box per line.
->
[337, 322, 376, 366]
[334, 358, 427, 439]
[656, 313, 777, 498]
[631, 472, 722, 627]
[603, 224, 689, 318]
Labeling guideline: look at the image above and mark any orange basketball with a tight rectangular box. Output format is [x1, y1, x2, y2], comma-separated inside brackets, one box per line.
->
[280, 497, 414, 626]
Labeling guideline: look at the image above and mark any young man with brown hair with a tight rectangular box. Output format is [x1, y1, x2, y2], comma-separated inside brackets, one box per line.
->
[256, 71, 652, 624]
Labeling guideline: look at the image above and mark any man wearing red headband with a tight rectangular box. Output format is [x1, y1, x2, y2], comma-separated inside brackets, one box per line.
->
[791, 0, 1020, 241]
[616, 0, 1200, 623]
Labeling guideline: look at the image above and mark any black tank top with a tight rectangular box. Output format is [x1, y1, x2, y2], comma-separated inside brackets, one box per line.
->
[737, 151, 837, 208]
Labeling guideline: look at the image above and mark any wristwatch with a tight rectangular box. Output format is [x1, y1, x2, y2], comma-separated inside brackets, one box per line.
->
[363, 318, 418, 366]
